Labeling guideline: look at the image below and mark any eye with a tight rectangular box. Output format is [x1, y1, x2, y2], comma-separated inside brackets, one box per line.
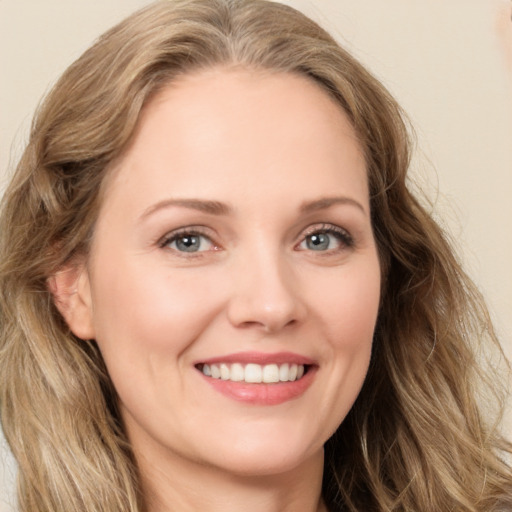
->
[297, 225, 353, 252]
[160, 229, 217, 253]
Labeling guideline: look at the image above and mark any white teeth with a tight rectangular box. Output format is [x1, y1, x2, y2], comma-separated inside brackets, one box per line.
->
[231, 363, 244, 382]
[245, 363, 262, 383]
[220, 363, 230, 380]
[211, 364, 221, 379]
[262, 364, 279, 383]
[201, 362, 307, 383]
[279, 363, 290, 381]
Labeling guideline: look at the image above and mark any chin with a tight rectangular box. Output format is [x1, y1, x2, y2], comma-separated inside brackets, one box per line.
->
[190, 425, 326, 478]
[208, 448, 322, 478]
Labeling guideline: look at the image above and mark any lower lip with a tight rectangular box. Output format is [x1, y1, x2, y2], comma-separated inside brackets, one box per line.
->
[199, 367, 317, 406]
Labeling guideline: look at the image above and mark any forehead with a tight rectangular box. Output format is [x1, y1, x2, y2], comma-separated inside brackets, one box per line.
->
[119, 66, 361, 156]
[101, 67, 368, 212]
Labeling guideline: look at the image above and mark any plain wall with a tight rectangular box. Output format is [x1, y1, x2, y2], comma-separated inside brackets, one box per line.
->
[1, 1, 511, 510]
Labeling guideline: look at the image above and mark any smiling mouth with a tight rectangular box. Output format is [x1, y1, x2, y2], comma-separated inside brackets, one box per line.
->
[195, 362, 309, 384]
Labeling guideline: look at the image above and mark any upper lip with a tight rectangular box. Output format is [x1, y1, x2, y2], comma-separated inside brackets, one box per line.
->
[195, 351, 317, 366]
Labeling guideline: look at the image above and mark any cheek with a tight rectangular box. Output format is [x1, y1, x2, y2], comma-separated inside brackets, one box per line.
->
[317, 259, 381, 348]
[89, 258, 224, 359]
[87, 261, 227, 424]
[311, 257, 380, 416]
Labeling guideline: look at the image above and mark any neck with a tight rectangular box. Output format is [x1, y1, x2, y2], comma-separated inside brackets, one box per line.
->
[137, 446, 327, 512]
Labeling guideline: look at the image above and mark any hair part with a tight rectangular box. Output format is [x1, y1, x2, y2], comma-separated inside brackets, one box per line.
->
[1, 1, 511, 511]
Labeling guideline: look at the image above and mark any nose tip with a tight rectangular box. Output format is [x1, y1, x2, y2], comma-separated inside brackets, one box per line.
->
[229, 303, 298, 333]
[226, 261, 305, 333]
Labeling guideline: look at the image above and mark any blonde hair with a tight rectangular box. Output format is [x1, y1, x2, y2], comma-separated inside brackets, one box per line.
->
[0, 1, 511, 511]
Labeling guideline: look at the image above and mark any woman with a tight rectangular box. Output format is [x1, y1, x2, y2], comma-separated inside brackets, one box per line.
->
[0, 1, 511, 511]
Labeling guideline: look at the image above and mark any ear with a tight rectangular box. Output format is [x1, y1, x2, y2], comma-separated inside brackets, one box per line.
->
[48, 262, 95, 340]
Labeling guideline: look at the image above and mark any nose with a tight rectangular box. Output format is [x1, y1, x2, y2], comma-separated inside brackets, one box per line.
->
[226, 249, 306, 333]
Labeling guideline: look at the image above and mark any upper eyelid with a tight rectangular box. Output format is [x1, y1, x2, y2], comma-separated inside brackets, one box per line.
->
[299, 222, 355, 246]
[301, 222, 348, 233]
[298, 222, 352, 239]
[158, 226, 217, 247]
[156, 221, 354, 249]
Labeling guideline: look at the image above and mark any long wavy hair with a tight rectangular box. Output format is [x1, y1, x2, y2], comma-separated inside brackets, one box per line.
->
[0, 1, 510, 511]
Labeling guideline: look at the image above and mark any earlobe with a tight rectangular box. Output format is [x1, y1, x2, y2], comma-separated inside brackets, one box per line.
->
[48, 263, 95, 340]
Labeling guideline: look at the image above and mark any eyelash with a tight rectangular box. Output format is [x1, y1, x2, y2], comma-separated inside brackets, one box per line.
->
[158, 223, 354, 255]
[158, 227, 217, 255]
[298, 224, 354, 252]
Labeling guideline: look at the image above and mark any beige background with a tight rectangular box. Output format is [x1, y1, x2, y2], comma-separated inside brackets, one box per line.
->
[1, 1, 511, 510]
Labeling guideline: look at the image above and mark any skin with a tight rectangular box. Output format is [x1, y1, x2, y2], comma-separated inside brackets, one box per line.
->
[56, 67, 381, 512]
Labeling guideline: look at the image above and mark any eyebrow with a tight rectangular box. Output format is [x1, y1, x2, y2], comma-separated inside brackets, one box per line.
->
[140, 198, 232, 220]
[299, 196, 367, 215]
[140, 195, 366, 221]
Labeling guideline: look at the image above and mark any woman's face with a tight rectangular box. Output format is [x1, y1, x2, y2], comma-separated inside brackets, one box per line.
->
[70, 68, 381, 477]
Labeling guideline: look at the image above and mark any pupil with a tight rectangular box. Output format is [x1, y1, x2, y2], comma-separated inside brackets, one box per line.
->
[177, 235, 200, 252]
[308, 233, 329, 250]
